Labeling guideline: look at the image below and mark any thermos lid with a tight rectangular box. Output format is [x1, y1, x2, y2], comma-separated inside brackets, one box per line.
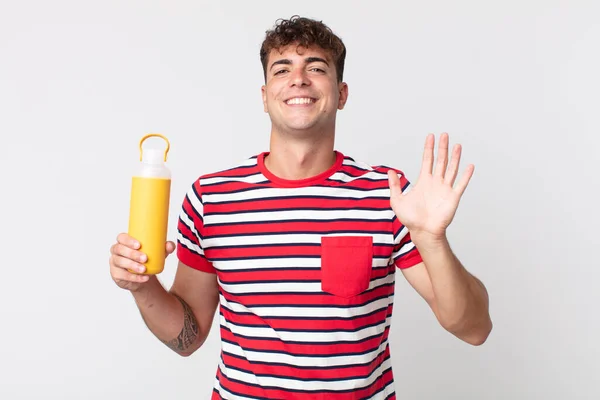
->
[142, 148, 165, 164]
[139, 133, 170, 163]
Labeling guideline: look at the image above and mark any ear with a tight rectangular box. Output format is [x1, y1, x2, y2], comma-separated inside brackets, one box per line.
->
[261, 85, 268, 113]
[337, 82, 349, 110]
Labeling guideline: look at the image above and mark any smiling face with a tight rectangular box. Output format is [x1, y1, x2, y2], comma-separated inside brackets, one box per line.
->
[261, 44, 348, 136]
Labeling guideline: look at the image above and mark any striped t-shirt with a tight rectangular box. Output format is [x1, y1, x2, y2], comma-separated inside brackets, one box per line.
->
[176, 151, 423, 400]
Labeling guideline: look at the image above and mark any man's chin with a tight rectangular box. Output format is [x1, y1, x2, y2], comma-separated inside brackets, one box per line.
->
[287, 123, 317, 132]
[286, 117, 324, 131]
[271, 117, 333, 136]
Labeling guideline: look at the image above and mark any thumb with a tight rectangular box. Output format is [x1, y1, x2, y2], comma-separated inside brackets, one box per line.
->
[166, 241, 176, 255]
[387, 170, 403, 198]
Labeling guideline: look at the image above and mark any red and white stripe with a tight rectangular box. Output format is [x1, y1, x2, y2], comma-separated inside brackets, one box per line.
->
[177, 152, 421, 399]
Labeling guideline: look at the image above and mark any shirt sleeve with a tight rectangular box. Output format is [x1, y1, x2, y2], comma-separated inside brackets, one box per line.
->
[390, 170, 423, 269]
[176, 178, 216, 274]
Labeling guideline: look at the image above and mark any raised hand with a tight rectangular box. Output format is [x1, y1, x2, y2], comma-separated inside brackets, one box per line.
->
[387, 133, 474, 241]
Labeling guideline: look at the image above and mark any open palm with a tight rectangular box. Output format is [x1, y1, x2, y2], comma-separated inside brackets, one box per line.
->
[388, 133, 474, 239]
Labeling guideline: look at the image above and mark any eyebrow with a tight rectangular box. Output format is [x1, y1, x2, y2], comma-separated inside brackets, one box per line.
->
[269, 57, 330, 71]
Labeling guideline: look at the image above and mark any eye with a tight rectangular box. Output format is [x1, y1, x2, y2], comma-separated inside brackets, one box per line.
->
[274, 69, 288, 76]
[310, 67, 325, 73]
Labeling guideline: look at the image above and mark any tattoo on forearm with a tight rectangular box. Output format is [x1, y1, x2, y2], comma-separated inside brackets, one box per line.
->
[162, 294, 199, 353]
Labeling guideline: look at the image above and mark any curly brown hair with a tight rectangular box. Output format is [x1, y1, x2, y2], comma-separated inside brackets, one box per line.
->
[260, 16, 346, 82]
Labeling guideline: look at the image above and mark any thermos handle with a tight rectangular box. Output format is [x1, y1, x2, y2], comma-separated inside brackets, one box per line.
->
[139, 133, 171, 162]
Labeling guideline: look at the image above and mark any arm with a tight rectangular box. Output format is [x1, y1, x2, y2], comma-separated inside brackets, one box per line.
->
[401, 236, 491, 346]
[388, 133, 492, 346]
[132, 261, 219, 356]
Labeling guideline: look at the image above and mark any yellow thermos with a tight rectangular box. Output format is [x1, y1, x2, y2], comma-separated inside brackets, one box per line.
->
[127, 134, 171, 275]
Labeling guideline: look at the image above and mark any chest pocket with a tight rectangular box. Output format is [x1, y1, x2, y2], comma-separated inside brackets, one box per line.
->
[320, 236, 374, 298]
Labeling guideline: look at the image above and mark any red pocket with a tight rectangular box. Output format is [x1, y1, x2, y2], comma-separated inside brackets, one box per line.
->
[320, 236, 374, 298]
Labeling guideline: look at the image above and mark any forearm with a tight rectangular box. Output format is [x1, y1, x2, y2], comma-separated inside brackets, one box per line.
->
[131, 276, 204, 356]
[413, 234, 492, 345]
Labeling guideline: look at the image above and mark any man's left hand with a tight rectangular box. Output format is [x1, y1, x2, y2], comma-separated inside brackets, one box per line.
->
[387, 133, 474, 242]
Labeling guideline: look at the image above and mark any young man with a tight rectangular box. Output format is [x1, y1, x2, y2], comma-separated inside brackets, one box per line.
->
[109, 16, 492, 400]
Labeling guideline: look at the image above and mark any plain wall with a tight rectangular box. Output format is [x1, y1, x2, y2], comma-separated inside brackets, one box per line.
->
[0, 0, 598, 399]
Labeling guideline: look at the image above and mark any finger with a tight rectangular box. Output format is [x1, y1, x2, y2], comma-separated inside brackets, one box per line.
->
[420, 134, 435, 176]
[117, 233, 141, 250]
[387, 170, 403, 198]
[454, 164, 475, 197]
[111, 243, 147, 264]
[166, 241, 176, 255]
[444, 144, 462, 186]
[433, 133, 449, 179]
[111, 255, 147, 274]
[111, 264, 150, 283]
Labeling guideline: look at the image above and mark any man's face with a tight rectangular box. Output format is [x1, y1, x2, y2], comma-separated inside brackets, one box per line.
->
[261, 44, 348, 134]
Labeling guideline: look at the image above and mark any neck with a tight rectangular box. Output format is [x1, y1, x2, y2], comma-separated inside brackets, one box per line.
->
[265, 127, 336, 180]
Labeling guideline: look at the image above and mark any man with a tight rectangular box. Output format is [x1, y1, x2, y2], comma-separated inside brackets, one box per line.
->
[109, 16, 492, 399]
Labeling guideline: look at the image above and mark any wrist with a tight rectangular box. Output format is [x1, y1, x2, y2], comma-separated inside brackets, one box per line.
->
[410, 230, 450, 253]
[131, 275, 160, 305]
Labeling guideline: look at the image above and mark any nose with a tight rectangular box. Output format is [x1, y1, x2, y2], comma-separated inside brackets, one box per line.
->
[289, 68, 310, 87]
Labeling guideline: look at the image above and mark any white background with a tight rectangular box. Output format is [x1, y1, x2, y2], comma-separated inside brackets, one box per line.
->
[1, 0, 598, 399]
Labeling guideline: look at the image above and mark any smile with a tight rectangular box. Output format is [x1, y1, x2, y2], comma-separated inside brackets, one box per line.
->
[285, 97, 316, 105]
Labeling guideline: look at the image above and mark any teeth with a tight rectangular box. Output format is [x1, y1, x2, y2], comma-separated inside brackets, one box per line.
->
[286, 98, 313, 105]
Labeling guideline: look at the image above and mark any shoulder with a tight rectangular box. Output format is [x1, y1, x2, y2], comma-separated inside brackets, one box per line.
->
[179, 153, 265, 202]
[339, 152, 409, 180]
[189, 153, 264, 188]
[200, 153, 262, 180]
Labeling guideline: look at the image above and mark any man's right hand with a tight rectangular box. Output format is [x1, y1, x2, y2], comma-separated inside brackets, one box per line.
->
[109, 233, 176, 292]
